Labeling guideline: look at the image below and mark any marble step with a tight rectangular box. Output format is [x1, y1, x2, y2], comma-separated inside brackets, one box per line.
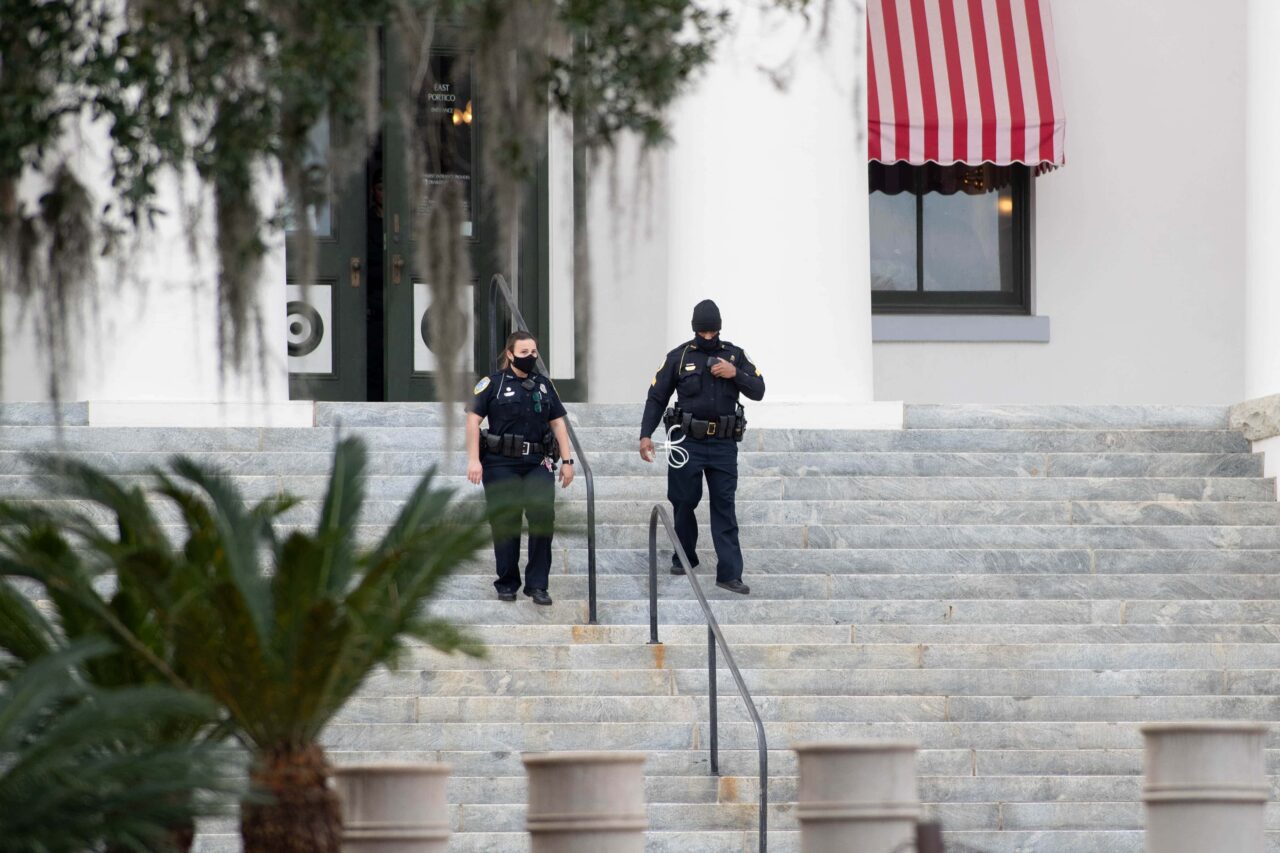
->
[117, 521, 1280, 549]
[332, 746, 1280, 779]
[1, 474, 1269, 502]
[903, 404, 1232, 430]
[35, 497, 1280, 527]
[532, 523, 1280, 550]
[426, 622, 1280, 646]
[560, 499, 1280, 526]
[575, 403, 1232, 430]
[1, 425, 1252, 453]
[0, 450, 1261, 477]
[0, 402, 88, 426]
[552, 547, 1280, 575]
[195, 829, 1280, 853]
[32, 585, 1274, 626]
[430, 597, 1280, 626]
[335, 694, 1280, 726]
[55, 521, 1280, 551]
[0, 402, 1236, 431]
[430, 573, 1280, 602]
[398, 829, 1280, 853]
[375, 666, 1280, 699]
[318, 720, 1280, 753]
[44, 567, 1268, 607]
[589, 523, 1280, 549]
[391, 641, 1280, 672]
[38, 546, 1280, 579]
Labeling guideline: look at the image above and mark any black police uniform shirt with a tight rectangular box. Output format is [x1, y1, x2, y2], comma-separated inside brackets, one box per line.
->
[641, 339, 766, 438]
[471, 369, 568, 463]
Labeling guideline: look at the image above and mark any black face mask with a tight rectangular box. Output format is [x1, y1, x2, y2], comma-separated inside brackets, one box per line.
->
[510, 353, 538, 374]
[695, 335, 720, 353]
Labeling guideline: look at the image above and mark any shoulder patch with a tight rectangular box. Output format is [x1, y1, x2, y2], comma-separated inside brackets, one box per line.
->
[473, 377, 491, 395]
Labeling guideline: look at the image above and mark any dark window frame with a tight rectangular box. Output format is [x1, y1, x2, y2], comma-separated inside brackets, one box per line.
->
[871, 166, 1034, 316]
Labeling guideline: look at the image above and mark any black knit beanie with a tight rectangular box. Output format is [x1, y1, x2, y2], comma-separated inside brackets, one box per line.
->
[691, 299, 722, 332]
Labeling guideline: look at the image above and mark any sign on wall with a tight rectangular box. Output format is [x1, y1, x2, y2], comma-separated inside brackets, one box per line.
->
[286, 283, 334, 375]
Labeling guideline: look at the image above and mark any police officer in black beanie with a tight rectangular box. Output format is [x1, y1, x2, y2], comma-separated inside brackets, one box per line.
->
[640, 300, 765, 594]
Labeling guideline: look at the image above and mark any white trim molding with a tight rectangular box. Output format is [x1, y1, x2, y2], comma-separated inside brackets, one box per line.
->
[873, 314, 1051, 343]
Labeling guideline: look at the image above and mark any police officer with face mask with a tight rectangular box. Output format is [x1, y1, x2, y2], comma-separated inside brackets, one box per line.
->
[639, 300, 765, 594]
[467, 331, 575, 606]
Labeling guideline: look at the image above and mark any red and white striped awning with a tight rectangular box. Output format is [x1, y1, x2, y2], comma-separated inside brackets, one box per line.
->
[867, 0, 1066, 168]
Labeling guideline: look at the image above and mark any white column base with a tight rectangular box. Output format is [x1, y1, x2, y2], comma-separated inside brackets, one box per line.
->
[87, 400, 314, 428]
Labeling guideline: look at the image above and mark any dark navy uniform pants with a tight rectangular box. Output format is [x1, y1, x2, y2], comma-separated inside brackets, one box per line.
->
[666, 438, 743, 582]
[482, 459, 556, 593]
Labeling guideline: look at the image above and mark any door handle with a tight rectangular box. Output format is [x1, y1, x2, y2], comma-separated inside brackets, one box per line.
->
[350, 257, 362, 288]
[391, 254, 404, 284]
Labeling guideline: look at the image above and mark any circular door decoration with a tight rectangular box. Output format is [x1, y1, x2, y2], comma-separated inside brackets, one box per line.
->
[286, 300, 325, 357]
[414, 282, 474, 373]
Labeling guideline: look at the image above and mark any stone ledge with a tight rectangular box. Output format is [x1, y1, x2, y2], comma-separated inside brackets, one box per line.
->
[1230, 394, 1280, 441]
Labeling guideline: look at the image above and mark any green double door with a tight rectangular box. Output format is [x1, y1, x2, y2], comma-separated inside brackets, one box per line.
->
[285, 27, 549, 402]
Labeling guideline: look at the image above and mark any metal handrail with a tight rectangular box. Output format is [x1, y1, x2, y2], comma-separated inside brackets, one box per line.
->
[647, 504, 768, 852]
[487, 274, 598, 624]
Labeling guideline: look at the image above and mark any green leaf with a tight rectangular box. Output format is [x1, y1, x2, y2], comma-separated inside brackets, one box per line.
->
[0, 578, 58, 667]
[168, 455, 275, 649]
[0, 644, 237, 852]
[313, 436, 368, 595]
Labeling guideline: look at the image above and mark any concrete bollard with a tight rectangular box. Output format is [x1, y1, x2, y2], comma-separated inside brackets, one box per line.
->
[1143, 722, 1269, 853]
[523, 752, 647, 853]
[333, 763, 451, 853]
[793, 741, 920, 853]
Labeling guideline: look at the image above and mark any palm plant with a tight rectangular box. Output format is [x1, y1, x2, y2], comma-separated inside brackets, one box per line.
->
[0, 437, 494, 852]
[0, 481, 230, 852]
[0, 641, 235, 853]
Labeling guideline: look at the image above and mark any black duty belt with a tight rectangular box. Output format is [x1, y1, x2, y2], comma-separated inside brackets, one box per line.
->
[678, 412, 738, 441]
[483, 431, 548, 458]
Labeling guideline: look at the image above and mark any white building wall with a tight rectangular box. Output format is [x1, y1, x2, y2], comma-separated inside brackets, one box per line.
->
[589, 2, 897, 428]
[873, 0, 1247, 405]
[74, 174, 300, 426]
[585, 140, 672, 404]
[5, 1, 1253, 415]
[1245, 0, 1280, 401]
[4, 126, 299, 424]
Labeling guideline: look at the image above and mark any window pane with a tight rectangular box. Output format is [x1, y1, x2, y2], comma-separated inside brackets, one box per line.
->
[869, 191, 916, 291]
[417, 52, 475, 235]
[284, 114, 333, 238]
[921, 185, 1015, 292]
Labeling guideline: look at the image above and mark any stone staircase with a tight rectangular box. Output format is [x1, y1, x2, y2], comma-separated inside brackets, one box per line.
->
[5, 402, 1280, 852]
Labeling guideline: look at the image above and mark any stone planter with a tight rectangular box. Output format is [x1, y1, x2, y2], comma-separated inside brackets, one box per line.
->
[793, 741, 920, 853]
[1143, 722, 1269, 853]
[333, 763, 451, 853]
[523, 752, 646, 853]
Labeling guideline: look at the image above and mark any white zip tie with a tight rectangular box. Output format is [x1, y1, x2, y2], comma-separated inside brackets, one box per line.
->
[662, 424, 690, 469]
